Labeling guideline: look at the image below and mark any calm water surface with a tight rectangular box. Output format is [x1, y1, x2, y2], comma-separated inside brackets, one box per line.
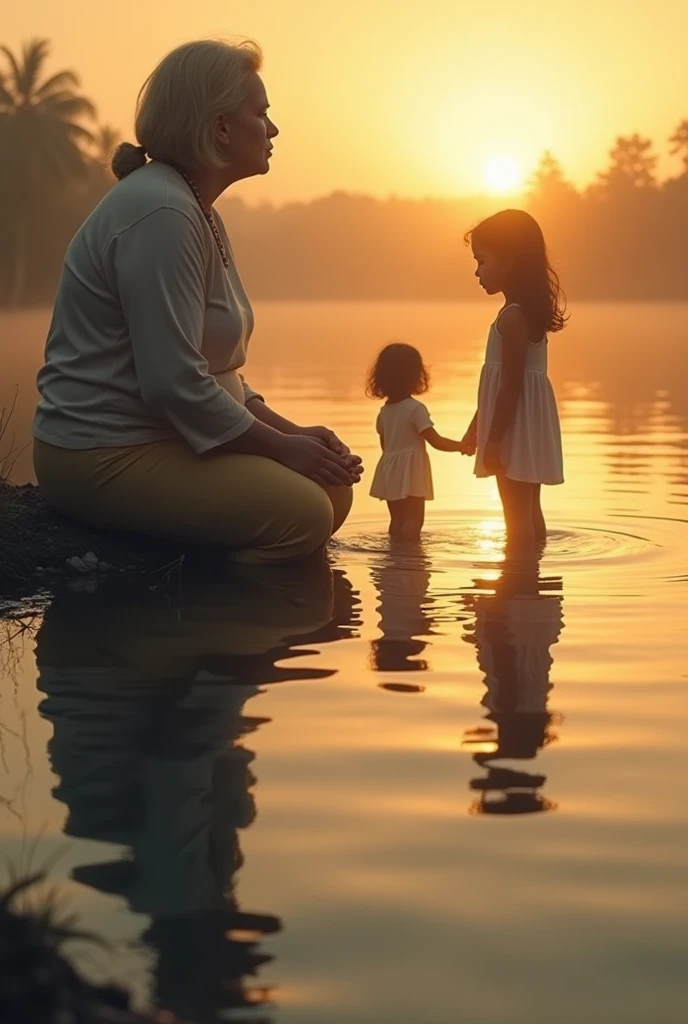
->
[1, 302, 687, 1023]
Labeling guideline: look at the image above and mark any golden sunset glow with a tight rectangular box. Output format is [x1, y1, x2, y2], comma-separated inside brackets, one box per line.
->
[476, 519, 506, 558]
[2, 1, 686, 203]
[484, 155, 523, 194]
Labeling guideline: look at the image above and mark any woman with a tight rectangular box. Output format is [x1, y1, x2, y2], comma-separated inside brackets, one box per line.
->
[33, 38, 361, 564]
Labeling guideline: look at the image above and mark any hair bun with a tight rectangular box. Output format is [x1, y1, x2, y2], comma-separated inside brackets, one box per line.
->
[111, 142, 147, 180]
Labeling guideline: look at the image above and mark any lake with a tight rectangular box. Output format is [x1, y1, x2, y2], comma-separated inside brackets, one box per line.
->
[1, 301, 687, 1024]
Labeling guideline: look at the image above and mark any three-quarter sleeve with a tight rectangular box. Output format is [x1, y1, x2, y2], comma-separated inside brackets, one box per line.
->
[112, 208, 255, 453]
[241, 376, 264, 404]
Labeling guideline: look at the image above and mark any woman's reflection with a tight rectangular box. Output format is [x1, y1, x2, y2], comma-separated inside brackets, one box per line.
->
[369, 547, 435, 692]
[461, 558, 564, 815]
[35, 563, 359, 1023]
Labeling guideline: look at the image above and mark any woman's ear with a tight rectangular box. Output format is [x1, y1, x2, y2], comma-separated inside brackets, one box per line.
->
[214, 113, 232, 152]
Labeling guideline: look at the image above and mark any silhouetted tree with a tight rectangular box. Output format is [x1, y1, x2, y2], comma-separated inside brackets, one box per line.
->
[0, 39, 687, 306]
[669, 119, 688, 173]
[93, 123, 120, 171]
[526, 152, 580, 279]
[595, 133, 658, 192]
[528, 150, 577, 207]
[0, 39, 95, 306]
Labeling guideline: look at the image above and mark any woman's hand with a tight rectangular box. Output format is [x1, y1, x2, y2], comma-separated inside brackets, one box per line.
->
[343, 453, 364, 484]
[482, 438, 502, 473]
[276, 435, 358, 488]
[296, 425, 364, 484]
[296, 424, 347, 453]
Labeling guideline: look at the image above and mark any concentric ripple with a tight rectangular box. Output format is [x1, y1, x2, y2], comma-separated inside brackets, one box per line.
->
[332, 512, 688, 596]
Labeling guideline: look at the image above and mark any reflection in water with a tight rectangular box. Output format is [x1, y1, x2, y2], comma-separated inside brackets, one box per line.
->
[369, 546, 433, 691]
[461, 558, 564, 815]
[35, 564, 360, 1024]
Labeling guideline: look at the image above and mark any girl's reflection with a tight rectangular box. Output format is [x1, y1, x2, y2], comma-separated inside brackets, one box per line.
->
[35, 563, 359, 1023]
[461, 559, 564, 815]
[369, 546, 435, 691]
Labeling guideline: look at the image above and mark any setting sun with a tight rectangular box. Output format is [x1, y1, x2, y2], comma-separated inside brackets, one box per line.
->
[484, 155, 523, 194]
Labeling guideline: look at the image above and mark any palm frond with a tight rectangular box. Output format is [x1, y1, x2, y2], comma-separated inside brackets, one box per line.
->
[39, 94, 96, 121]
[62, 121, 97, 147]
[19, 38, 51, 99]
[0, 75, 12, 110]
[93, 124, 121, 169]
[33, 69, 81, 102]
[95, 124, 121, 157]
[0, 45, 22, 96]
[41, 122, 95, 178]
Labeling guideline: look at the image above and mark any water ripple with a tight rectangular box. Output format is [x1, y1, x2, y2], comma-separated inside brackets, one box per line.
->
[333, 512, 688, 595]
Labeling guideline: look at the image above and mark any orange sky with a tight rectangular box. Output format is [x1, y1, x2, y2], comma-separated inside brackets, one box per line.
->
[4, 0, 687, 203]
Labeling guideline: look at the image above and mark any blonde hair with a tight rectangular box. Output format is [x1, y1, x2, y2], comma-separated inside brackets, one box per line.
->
[111, 38, 262, 179]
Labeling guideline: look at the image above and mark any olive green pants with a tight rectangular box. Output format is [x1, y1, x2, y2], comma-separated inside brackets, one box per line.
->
[34, 438, 353, 564]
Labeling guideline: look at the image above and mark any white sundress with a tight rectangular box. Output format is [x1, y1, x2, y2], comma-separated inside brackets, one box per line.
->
[370, 397, 434, 501]
[475, 306, 564, 484]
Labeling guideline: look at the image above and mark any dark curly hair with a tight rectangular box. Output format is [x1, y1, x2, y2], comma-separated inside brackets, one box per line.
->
[366, 343, 430, 402]
[464, 209, 568, 335]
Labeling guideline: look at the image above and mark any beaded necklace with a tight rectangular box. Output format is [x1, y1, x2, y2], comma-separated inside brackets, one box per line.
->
[170, 163, 230, 269]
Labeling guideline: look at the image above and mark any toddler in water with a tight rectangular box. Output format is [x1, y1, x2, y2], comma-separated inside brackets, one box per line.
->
[462, 210, 566, 547]
[368, 343, 467, 540]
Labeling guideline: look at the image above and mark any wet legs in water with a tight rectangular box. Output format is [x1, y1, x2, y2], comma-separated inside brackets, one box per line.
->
[532, 485, 546, 544]
[387, 497, 426, 541]
[497, 476, 547, 549]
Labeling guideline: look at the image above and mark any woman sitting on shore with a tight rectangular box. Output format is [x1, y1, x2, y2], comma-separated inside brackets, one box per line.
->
[33, 38, 362, 564]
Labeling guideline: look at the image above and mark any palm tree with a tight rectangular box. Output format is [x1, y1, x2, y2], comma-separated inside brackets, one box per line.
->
[0, 39, 96, 306]
[669, 120, 688, 173]
[93, 123, 121, 170]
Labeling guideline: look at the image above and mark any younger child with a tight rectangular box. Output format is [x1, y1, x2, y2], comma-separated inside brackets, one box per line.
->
[368, 343, 466, 540]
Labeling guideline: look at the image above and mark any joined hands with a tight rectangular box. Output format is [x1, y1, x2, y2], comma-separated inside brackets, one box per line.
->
[294, 424, 364, 486]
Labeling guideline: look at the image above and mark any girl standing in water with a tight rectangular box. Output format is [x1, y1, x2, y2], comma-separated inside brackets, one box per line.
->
[368, 343, 467, 541]
[462, 210, 566, 547]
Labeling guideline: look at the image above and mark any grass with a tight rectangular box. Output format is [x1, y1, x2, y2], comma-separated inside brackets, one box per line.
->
[0, 391, 25, 483]
[0, 490, 32, 588]
[0, 395, 32, 588]
[0, 872, 151, 1024]
[0, 495, 31, 584]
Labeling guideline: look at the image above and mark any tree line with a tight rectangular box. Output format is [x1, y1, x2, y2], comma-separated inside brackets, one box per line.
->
[1, 38, 687, 308]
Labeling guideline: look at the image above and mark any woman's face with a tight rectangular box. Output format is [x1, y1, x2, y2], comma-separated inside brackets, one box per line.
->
[218, 72, 279, 180]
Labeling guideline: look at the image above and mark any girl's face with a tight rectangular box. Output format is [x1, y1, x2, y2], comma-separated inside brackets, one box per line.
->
[472, 244, 507, 295]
